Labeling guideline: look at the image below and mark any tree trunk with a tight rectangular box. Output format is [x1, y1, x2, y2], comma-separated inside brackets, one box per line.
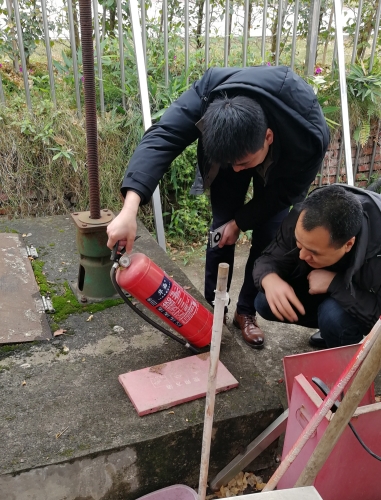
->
[248, 0, 253, 33]
[196, 0, 205, 49]
[270, 8, 278, 62]
[72, 0, 81, 50]
[322, 7, 333, 66]
[5, 0, 19, 72]
[356, 2, 379, 62]
[109, 3, 116, 35]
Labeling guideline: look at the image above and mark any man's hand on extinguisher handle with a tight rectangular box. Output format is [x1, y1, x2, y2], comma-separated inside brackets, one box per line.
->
[107, 191, 141, 252]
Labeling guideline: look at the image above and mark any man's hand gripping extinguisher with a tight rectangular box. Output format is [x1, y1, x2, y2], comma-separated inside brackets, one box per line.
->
[110, 244, 213, 353]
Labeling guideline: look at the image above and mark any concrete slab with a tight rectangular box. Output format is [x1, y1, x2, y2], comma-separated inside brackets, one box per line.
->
[0, 215, 282, 499]
[0, 233, 51, 344]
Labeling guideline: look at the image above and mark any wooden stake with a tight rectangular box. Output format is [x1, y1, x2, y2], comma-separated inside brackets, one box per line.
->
[198, 263, 229, 500]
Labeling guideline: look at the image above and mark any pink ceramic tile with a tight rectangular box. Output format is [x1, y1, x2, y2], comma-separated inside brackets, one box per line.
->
[119, 353, 239, 416]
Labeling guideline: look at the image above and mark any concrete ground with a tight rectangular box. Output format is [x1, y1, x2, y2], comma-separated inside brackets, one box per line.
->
[0, 216, 379, 500]
[0, 216, 282, 500]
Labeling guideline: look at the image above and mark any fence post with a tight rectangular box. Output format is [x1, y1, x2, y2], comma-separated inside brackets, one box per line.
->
[116, 0, 126, 110]
[13, 0, 32, 111]
[0, 74, 5, 105]
[334, 0, 354, 185]
[205, 0, 211, 69]
[93, 0, 105, 116]
[129, 0, 166, 252]
[242, 0, 249, 67]
[5, 0, 19, 72]
[290, 0, 299, 70]
[261, 0, 268, 63]
[41, 0, 56, 107]
[67, 0, 82, 118]
[305, 0, 321, 75]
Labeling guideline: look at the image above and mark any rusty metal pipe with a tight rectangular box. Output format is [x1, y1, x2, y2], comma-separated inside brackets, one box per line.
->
[78, 0, 101, 219]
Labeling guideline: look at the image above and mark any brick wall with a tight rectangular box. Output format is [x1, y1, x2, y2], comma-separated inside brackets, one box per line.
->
[313, 124, 381, 187]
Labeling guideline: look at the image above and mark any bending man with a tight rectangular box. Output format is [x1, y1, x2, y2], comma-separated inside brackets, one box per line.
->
[107, 65, 329, 349]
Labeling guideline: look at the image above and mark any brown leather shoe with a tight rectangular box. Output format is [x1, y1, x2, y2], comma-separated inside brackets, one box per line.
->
[233, 311, 265, 349]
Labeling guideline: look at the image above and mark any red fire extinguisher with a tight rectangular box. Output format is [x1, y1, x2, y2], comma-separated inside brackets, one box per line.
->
[115, 253, 213, 348]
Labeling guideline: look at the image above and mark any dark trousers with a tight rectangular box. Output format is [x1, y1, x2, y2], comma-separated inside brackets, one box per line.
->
[204, 166, 289, 315]
[254, 281, 370, 347]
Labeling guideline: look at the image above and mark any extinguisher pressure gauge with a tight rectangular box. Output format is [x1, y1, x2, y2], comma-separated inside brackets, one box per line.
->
[119, 254, 131, 269]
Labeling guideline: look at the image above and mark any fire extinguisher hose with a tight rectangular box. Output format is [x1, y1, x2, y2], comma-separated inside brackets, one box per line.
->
[110, 263, 201, 354]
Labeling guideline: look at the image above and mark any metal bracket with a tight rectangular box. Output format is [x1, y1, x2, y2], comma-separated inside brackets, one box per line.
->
[41, 295, 55, 313]
[26, 245, 38, 259]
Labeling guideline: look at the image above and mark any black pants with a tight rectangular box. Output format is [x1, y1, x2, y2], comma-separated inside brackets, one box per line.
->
[204, 166, 289, 315]
[255, 277, 370, 347]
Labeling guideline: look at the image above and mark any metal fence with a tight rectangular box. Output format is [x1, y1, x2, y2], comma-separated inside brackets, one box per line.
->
[1, 0, 381, 184]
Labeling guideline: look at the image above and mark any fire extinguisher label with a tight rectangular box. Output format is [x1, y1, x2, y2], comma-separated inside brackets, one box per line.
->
[156, 306, 183, 328]
[146, 276, 172, 306]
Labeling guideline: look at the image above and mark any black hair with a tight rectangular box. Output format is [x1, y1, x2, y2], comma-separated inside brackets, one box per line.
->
[202, 95, 268, 165]
[300, 185, 363, 248]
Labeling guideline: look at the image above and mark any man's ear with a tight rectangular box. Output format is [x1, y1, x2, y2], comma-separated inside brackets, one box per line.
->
[265, 128, 274, 146]
[344, 236, 356, 253]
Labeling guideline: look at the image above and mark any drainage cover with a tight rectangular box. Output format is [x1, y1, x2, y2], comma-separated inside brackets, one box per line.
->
[0, 233, 51, 344]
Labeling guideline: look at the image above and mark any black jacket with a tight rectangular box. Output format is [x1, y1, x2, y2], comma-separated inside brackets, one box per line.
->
[122, 66, 330, 231]
[253, 185, 381, 329]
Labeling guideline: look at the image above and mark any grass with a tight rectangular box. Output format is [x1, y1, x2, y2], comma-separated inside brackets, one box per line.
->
[31, 258, 123, 325]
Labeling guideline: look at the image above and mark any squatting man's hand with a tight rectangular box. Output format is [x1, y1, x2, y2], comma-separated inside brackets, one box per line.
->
[307, 270, 336, 295]
[261, 273, 305, 323]
[219, 220, 241, 247]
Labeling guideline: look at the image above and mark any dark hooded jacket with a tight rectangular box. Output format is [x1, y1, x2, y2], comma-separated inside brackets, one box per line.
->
[253, 185, 381, 329]
[122, 66, 330, 231]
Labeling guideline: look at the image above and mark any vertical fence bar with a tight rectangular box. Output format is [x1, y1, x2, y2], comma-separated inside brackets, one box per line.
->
[322, 5, 334, 65]
[353, 143, 361, 182]
[163, 0, 169, 86]
[140, 0, 147, 62]
[290, 0, 299, 70]
[13, 0, 32, 110]
[185, 0, 189, 81]
[305, 0, 321, 75]
[261, 0, 268, 62]
[336, 136, 344, 182]
[334, 0, 353, 185]
[0, 74, 5, 104]
[102, 7, 106, 41]
[369, 122, 380, 178]
[129, 0, 166, 251]
[5, 0, 19, 72]
[224, 0, 230, 67]
[242, 0, 249, 67]
[93, 0, 105, 116]
[369, 0, 381, 72]
[275, 0, 283, 65]
[205, 0, 211, 69]
[318, 160, 324, 186]
[351, 0, 363, 65]
[40, 0, 56, 106]
[116, 0, 126, 109]
[67, 0, 82, 117]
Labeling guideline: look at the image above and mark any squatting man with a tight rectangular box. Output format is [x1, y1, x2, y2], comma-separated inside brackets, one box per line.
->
[106, 65, 329, 350]
[253, 185, 381, 349]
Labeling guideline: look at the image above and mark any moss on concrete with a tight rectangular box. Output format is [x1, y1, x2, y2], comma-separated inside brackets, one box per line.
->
[31, 259, 123, 324]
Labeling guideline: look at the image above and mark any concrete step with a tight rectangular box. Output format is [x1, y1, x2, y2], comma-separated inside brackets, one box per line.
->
[0, 215, 282, 499]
